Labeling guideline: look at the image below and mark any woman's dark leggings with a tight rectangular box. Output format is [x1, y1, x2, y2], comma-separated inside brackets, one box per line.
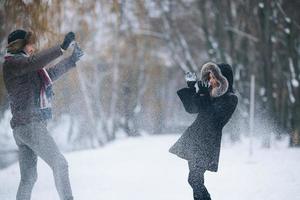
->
[188, 161, 211, 200]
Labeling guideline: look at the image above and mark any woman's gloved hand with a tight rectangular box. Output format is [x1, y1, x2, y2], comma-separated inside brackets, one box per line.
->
[185, 72, 197, 88]
[197, 81, 210, 96]
[61, 32, 75, 50]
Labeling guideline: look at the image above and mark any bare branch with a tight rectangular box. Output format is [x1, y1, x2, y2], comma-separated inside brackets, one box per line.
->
[224, 26, 259, 42]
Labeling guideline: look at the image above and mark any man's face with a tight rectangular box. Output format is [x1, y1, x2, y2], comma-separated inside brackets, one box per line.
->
[24, 43, 35, 56]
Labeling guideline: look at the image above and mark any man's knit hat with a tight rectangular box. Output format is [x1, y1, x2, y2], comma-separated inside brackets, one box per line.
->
[6, 29, 36, 53]
[7, 29, 27, 44]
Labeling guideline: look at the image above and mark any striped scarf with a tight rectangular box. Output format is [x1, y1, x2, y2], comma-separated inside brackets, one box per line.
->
[37, 68, 53, 109]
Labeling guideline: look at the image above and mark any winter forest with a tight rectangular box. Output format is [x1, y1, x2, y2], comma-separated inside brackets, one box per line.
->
[0, 0, 300, 200]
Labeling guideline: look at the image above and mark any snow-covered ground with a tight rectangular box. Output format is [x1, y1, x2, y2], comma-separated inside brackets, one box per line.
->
[0, 134, 300, 200]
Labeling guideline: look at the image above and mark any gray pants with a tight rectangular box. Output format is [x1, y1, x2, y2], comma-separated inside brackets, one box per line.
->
[13, 121, 73, 200]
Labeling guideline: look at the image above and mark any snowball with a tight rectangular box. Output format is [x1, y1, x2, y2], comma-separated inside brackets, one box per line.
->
[259, 2, 264, 8]
[292, 79, 299, 88]
[284, 28, 290, 34]
[260, 87, 266, 96]
[285, 17, 291, 23]
[212, 41, 218, 49]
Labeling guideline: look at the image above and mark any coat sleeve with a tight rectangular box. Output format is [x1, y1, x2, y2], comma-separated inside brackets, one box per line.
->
[46, 57, 76, 81]
[212, 94, 238, 126]
[9, 45, 63, 76]
[177, 87, 211, 114]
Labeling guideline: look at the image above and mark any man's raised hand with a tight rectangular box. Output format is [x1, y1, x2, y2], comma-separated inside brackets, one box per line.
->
[61, 32, 75, 50]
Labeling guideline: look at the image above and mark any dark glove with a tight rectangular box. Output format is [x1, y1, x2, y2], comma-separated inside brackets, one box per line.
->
[61, 32, 75, 50]
[197, 81, 210, 96]
[187, 81, 196, 88]
[70, 43, 84, 63]
[185, 72, 197, 88]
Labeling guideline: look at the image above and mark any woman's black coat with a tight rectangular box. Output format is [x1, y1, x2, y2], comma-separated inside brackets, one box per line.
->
[169, 87, 238, 172]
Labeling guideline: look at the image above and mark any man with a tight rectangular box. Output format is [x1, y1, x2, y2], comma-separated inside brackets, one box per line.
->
[169, 62, 238, 200]
[2, 29, 83, 200]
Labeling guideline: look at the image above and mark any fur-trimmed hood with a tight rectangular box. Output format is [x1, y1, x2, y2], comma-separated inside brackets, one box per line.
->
[200, 62, 233, 97]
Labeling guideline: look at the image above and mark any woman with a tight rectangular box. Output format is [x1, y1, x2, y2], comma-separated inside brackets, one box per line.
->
[2, 29, 83, 200]
[169, 62, 238, 200]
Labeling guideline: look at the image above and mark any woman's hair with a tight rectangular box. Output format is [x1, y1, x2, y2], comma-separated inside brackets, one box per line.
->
[200, 62, 229, 97]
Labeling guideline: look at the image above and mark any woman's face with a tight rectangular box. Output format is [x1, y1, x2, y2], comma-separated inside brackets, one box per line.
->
[208, 72, 219, 88]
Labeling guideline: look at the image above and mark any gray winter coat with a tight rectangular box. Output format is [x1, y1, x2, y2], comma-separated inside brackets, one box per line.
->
[2, 45, 76, 128]
[169, 62, 238, 172]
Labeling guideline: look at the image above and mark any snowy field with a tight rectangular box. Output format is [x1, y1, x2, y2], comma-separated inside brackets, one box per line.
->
[0, 134, 300, 200]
